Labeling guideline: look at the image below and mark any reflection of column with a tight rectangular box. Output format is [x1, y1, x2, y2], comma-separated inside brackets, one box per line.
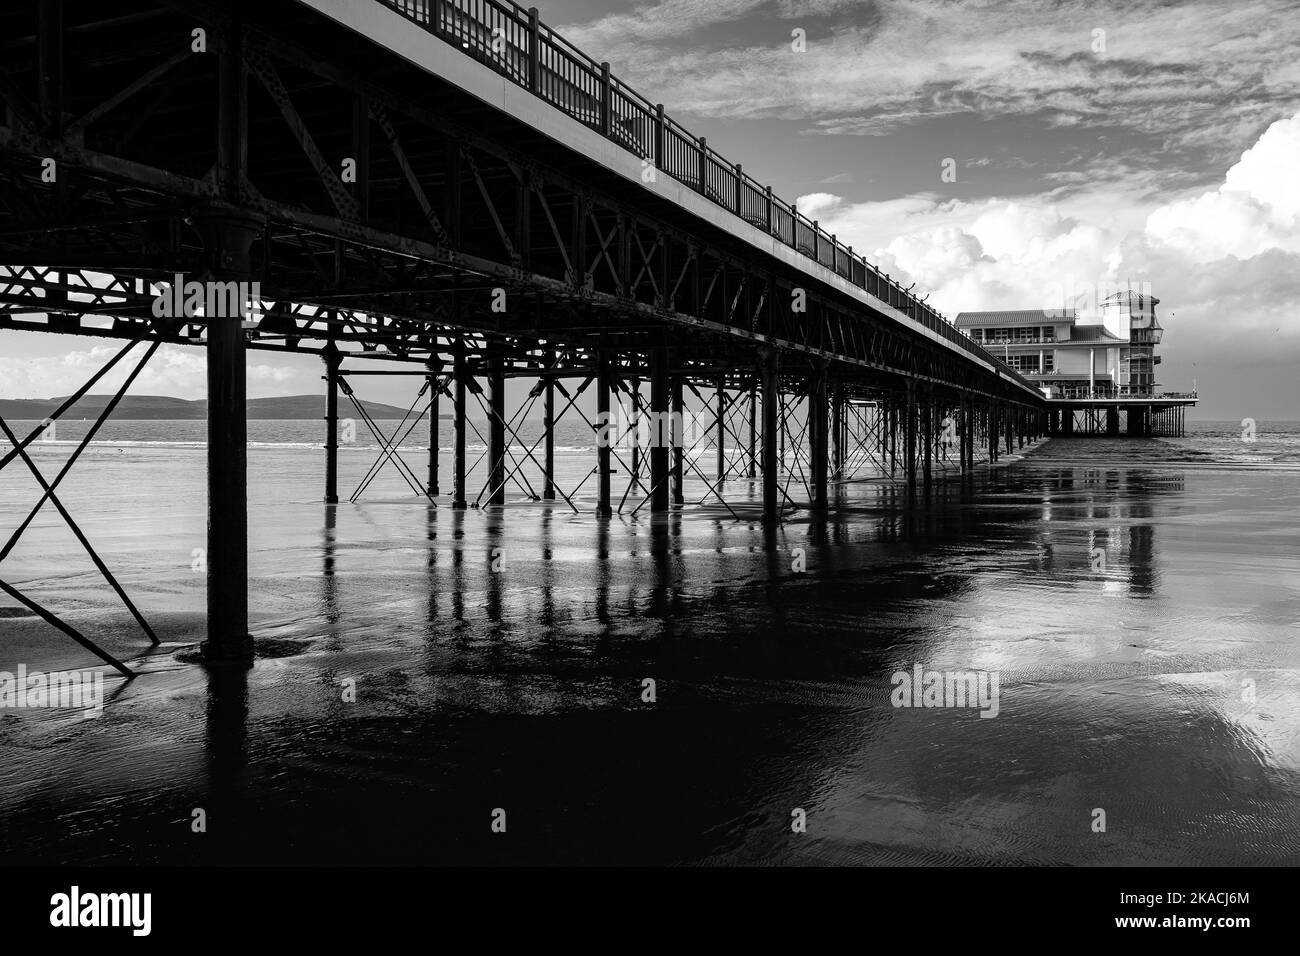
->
[321, 504, 338, 627]
[484, 510, 504, 629]
[424, 503, 438, 629]
[538, 509, 555, 632]
[451, 508, 465, 623]
[594, 518, 611, 629]
[649, 515, 673, 620]
[206, 661, 250, 777]
[1128, 494, 1157, 595]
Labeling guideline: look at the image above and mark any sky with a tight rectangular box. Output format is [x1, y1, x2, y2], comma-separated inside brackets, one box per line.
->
[4, 0, 1299, 419]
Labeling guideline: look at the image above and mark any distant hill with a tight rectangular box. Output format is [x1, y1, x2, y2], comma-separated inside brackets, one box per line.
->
[0, 394, 443, 420]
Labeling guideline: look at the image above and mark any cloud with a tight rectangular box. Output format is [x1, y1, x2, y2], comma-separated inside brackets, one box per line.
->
[794, 110, 1300, 406]
[0, 343, 305, 401]
[1144, 112, 1300, 260]
[564, 0, 1300, 189]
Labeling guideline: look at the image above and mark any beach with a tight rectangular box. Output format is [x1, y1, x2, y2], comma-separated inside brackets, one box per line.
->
[1, 423, 1298, 865]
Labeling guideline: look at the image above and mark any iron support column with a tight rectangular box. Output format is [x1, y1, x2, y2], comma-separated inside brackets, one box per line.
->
[905, 379, 918, 491]
[921, 389, 932, 490]
[831, 379, 844, 482]
[811, 364, 828, 509]
[453, 340, 468, 509]
[889, 399, 897, 476]
[630, 377, 641, 490]
[323, 343, 340, 504]
[650, 347, 670, 512]
[198, 211, 261, 662]
[596, 348, 612, 515]
[747, 383, 758, 480]
[760, 352, 779, 522]
[427, 360, 439, 497]
[543, 347, 556, 500]
[671, 375, 685, 505]
[989, 401, 999, 462]
[487, 342, 506, 507]
[715, 377, 726, 484]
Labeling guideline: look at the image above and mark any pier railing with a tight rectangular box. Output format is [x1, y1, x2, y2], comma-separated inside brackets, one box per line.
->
[374, 0, 1039, 392]
[1052, 386, 1199, 401]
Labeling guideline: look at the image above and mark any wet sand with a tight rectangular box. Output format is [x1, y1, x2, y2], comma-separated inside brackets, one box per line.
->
[1, 437, 1298, 865]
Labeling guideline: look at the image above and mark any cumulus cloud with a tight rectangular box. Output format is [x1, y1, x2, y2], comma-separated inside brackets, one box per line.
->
[0, 343, 305, 401]
[794, 110, 1300, 409]
[1145, 113, 1300, 259]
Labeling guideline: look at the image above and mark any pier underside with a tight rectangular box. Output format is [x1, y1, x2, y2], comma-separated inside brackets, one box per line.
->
[1046, 400, 1196, 438]
[0, 0, 1047, 666]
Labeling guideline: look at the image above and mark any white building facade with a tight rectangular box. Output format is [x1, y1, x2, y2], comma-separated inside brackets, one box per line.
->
[954, 292, 1163, 399]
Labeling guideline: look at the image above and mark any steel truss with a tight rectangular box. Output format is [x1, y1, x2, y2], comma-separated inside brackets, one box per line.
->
[0, 0, 1049, 658]
[0, 340, 162, 676]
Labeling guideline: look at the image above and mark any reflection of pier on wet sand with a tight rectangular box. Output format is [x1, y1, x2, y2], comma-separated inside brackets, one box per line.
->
[3, 442, 1299, 866]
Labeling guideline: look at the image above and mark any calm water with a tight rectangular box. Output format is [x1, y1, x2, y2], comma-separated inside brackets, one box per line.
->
[0, 422, 1298, 864]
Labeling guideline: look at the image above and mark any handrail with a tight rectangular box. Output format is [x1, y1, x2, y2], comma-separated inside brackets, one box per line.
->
[1049, 387, 1198, 401]
[373, 0, 1041, 396]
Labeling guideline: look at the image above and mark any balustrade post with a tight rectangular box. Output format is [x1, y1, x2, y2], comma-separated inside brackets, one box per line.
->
[528, 7, 540, 92]
[654, 103, 664, 170]
[599, 61, 611, 136]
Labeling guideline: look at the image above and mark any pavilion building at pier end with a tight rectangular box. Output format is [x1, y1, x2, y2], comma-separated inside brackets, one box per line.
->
[955, 291, 1197, 436]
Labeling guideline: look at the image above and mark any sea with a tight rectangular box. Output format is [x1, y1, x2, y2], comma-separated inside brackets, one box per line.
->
[0, 419, 1298, 864]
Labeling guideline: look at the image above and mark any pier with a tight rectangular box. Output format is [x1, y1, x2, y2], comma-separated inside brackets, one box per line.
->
[1045, 394, 1197, 438]
[1, 0, 1059, 667]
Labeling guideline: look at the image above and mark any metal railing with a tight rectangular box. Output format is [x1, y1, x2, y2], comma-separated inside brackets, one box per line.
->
[374, 0, 1039, 394]
[1050, 386, 1198, 401]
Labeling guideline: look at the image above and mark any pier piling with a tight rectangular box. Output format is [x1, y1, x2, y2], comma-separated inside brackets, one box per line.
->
[199, 211, 261, 663]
